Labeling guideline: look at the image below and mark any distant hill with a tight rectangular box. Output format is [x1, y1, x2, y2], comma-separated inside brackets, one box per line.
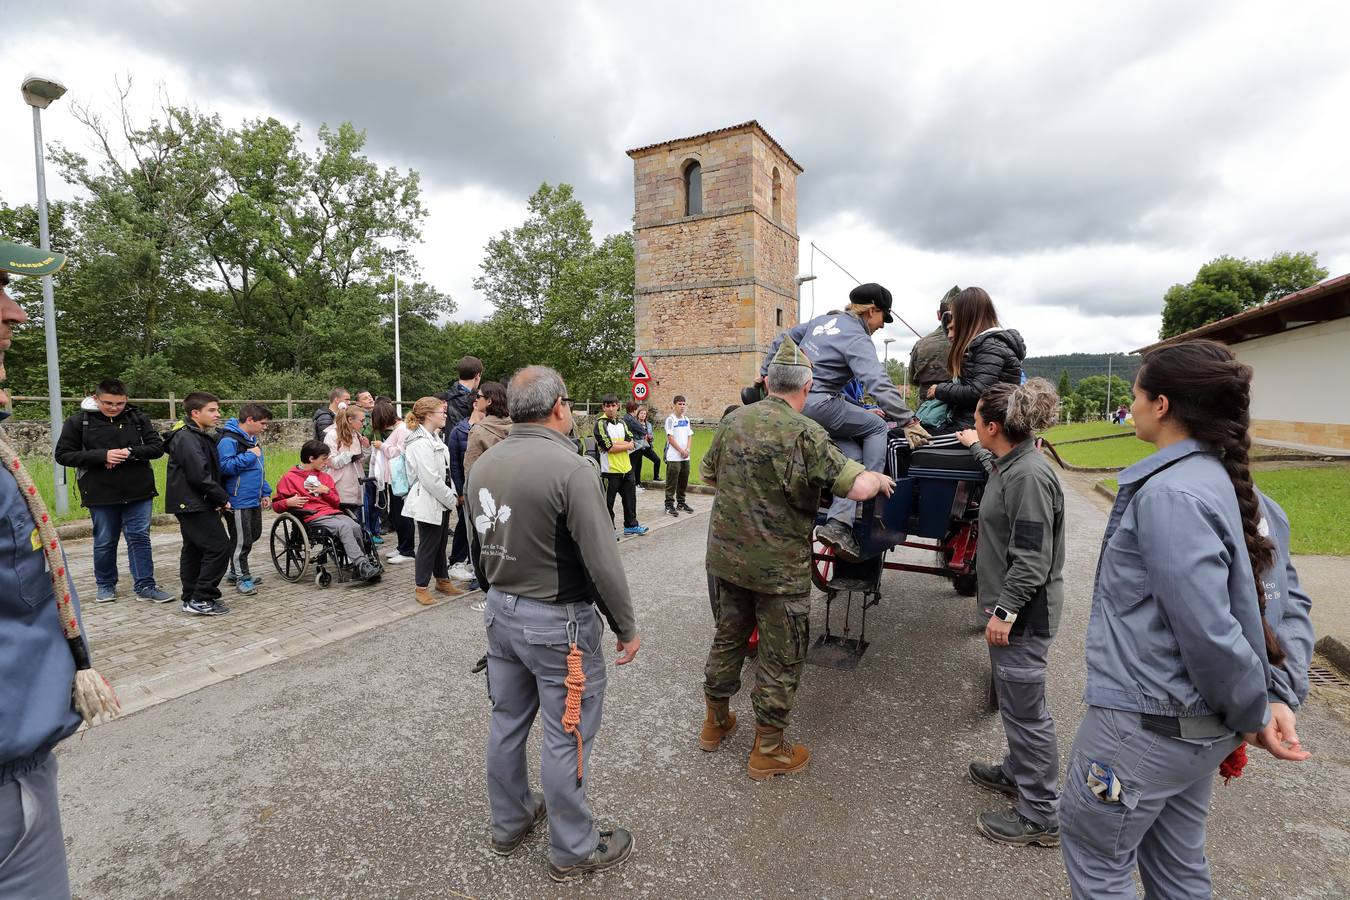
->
[1022, 353, 1139, 387]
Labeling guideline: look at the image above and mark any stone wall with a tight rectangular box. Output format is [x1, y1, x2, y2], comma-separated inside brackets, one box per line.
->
[3, 417, 319, 459]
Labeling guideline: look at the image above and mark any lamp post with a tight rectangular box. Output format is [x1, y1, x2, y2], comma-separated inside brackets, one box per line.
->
[883, 337, 895, 362]
[392, 249, 404, 417]
[22, 74, 68, 514]
[794, 274, 817, 321]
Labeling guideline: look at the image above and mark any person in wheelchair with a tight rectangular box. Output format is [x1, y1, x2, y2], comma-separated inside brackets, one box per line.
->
[758, 283, 930, 562]
[273, 440, 381, 582]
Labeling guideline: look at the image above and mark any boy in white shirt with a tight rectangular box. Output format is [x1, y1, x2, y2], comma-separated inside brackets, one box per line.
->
[663, 396, 695, 516]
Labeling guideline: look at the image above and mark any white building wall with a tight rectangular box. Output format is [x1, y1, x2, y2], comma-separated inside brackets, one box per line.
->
[1235, 317, 1350, 426]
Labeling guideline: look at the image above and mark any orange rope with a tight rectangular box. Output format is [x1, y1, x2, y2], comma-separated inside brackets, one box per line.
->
[562, 641, 585, 787]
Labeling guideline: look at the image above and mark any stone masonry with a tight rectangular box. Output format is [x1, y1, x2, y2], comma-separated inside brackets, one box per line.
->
[628, 121, 802, 419]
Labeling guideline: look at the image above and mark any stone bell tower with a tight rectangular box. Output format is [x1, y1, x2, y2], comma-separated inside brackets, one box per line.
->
[627, 121, 803, 418]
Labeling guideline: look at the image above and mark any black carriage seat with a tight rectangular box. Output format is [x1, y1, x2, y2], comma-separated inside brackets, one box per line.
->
[909, 446, 986, 476]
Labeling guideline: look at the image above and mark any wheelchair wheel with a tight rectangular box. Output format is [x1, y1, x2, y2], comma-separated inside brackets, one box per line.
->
[270, 513, 311, 583]
[315, 569, 333, 588]
[811, 537, 835, 592]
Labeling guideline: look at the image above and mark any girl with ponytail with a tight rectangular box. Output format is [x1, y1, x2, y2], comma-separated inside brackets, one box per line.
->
[1059, 339, 1313, 899]
[955, 379, 1067, 847]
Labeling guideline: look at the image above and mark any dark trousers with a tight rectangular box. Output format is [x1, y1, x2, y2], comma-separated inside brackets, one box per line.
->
[176, 511, 231, 602]
[629, 447, 661, 482]
[990, 630, 1059, 828]
[414, 509, 450, 588]
[224, 506, 263, 580]
[448, 503, 470, 566]
[602, 472, 637, 529]
[389, 492, 416, 557]
[363, 480, 383, 536]
[664, 459, 690, 505]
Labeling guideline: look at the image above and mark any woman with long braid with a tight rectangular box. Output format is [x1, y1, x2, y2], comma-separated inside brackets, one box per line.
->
[1059, 339, 1313, 898]
[1, 243, 118, 897]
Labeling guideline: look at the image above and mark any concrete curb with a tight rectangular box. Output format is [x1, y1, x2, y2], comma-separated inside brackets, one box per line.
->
[1315, 636, 1350, 679]
[642, 480, 716, 496]
[1094, 481, 1118, 502]
[1051, 432, 1137, 446]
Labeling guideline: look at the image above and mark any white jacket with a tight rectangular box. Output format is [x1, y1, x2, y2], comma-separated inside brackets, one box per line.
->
[402, 426, 458, 524]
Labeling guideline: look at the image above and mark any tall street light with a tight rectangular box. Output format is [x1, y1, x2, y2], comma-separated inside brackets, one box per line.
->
[22, 74, 69, 514]
[883, 337, 896, 362]
[392, 249, 406, 417]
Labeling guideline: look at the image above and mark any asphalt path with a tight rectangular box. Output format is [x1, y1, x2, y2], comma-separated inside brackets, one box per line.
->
[56, 482, 1350, 899]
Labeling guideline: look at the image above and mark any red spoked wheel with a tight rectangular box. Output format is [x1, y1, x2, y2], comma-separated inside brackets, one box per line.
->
[811, 536, 835, 592]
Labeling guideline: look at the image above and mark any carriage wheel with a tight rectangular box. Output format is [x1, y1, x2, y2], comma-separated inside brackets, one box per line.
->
[811, 537, 836, 592]
[953, 573, 978, 597]
[270, 513, 310, 583]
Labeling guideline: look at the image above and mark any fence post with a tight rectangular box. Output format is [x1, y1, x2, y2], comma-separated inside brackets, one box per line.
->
[286, 393, 294, 419]
[168, 392, 176, 422]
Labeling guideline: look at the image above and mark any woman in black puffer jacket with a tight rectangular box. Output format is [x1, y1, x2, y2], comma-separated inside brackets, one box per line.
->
[927, 287, 1025, 430]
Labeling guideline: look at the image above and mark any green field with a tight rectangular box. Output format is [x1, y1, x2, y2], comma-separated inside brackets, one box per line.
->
[24, 453, 300, 524]
[649, 428, 714, 484]
[1042, 421, 1136, 443]
[1100, 466, 1350, 556]
[1057, 436, 1156, 469]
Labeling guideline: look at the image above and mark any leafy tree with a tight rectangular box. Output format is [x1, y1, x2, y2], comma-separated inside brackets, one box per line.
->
[1072, 375, 1132, 418]
[884, 359, 906, 386]
[1056, 369, 1072, 399]
[1159, 251, 1327, 338]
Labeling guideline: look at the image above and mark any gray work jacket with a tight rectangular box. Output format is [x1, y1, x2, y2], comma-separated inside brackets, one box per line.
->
[1256, 492, 1316, 710]
[761, 311, 914, 424]
[971, 439, 1065, 636]
[1084, 439, 1272, 735]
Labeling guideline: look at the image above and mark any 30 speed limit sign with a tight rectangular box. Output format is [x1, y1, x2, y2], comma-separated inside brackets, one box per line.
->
[631, 381, 649, 401]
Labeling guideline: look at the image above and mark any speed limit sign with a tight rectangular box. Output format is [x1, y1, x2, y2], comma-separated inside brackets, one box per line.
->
[632, 381, 649, 401]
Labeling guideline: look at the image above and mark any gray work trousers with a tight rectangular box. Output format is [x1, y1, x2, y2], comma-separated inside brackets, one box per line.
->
[989, 629, 1059, 827]
[802, 393, 888, 528]
[483, 587, 608, 867]
[1060, 705, 1240, 899]
[0, 752, 71, 899]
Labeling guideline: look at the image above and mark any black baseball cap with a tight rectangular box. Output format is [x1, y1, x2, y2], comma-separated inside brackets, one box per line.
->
[849, 282, 894, 323]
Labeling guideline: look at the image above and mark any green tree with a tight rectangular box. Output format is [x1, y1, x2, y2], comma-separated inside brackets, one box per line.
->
[474, 183, 634, 399]
[884, 359, 906, 386]
[1159, 251, 1327, 338]
[1072, 374, 1132, 418]
[1056, 369, 1072, 399]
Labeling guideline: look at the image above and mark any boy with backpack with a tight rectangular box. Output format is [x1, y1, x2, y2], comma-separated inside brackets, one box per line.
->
[218, 403, 273, 596]
[164, 392, 232, 616]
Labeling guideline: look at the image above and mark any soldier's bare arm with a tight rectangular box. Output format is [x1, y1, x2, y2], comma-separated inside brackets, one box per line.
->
[846, 470, 896, 500]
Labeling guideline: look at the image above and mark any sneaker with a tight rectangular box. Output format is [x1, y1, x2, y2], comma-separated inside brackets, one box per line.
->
[95, 586, 117, 603]
[210, 599, 232, 615]
[666, 505, 679, 517]
[969, 761, 1019, 798]
[547, 828, 634, 882]
[634, 485, 646, 493]
[182, 598, 227, 616]
[677, 502, 695, 513]
[225, 573, 237, 584]
[623, 525, 649, 536]
[815, 522, 862, 563]
[467, 579, 480, 592]
[135, 586, 176, 603]
[471, 598, 487, 612]
[491, 792, 546, 856]
[385, 552, 412, 564]
[976, 809, 1060, 847]
[448, 562, 473, 581]
[371, 534, 384, 545]
[236, 578, 259, 596]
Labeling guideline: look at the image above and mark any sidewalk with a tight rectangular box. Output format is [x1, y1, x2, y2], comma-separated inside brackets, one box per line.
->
[69, 483, 694, 720]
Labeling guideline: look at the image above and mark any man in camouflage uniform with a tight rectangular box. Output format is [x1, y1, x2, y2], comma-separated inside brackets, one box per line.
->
[908, 285, 961, 401]
[699, 337, 895, 780]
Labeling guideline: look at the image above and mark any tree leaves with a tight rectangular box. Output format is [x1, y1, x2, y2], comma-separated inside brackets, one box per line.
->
[1159, 251, 1327, 338]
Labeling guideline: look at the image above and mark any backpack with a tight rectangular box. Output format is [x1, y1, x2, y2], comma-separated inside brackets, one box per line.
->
[390, 454, 411, 497]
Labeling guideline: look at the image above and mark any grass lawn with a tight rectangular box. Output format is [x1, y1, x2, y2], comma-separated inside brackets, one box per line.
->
[1057, 436, 1155, 469]
[1043, 421, 1136, 443]
[651, 428, 714, 484]
[1100, 466, 1350, 556]
[24, 452, 300, 525]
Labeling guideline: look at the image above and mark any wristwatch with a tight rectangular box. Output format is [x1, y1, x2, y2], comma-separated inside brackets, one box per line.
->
[992, 605, 1018, 624]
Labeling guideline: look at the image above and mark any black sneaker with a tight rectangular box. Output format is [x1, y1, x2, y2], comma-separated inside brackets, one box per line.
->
[491, 792, 546, 856]
[182, 598, 227, 616]
[666, 505, 679, 517]
[677, 502, 694, 513]
[547, 828, 634, 882]
[976, 809, 1059, 847]
[209, 599, 232, 615]
[815, 522, 862, 563]
[969, 761, 1018, 797]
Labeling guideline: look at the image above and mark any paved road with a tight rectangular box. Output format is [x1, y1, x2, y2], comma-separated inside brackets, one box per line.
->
[56, 482, 1350, 899]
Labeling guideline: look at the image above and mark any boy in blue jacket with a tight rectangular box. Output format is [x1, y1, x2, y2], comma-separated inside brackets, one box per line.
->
[218, 403, 273, 596]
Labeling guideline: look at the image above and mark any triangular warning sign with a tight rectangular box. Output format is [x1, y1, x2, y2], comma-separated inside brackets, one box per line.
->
[629, 356, 651, 381]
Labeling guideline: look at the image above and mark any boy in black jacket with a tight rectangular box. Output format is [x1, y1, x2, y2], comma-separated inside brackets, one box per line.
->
[163, 392, 232, 616]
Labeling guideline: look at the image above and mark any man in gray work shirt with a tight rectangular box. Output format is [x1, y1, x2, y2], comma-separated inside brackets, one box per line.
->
[466, 365, 641, 883]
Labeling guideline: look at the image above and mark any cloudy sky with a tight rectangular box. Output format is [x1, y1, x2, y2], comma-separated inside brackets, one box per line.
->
[5, 0, 1349, 361]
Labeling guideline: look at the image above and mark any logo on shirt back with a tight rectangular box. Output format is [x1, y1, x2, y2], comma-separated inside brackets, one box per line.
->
[474, 487, 512, 536]
[811, 317, 841, 337]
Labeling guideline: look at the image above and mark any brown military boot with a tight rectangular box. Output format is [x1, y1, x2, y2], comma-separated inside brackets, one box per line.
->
[699, 697, 738, 751]
[435, 578, 465, 596]
[747, 724, 810, 781]
[414, 586, 437, 606]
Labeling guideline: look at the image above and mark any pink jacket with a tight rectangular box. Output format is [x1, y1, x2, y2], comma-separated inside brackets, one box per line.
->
[322, 425, 368, 505]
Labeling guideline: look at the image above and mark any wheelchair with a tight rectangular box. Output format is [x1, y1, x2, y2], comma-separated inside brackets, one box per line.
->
[269, 477, 385, 588]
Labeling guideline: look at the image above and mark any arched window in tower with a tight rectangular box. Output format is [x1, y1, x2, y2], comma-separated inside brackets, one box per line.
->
[683, 160, 703, 216]
[771, 167, 782, 222]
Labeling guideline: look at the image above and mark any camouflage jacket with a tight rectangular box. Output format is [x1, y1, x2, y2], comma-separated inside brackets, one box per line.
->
[701, 396, 865, 594]
[909, 325, 951, 393]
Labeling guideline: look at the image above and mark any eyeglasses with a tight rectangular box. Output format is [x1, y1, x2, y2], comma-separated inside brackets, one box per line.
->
[559, 396, 573, 407]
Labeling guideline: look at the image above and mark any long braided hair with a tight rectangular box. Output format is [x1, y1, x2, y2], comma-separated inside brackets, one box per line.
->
[1137, 339, 1285, 665]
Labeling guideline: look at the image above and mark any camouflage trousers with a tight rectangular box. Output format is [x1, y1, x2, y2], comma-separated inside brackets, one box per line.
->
[703, 577, 810, 730]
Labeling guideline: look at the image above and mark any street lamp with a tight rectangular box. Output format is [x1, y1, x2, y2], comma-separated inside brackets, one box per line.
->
[883, 337, 896, 362]
[392, 248, 405, 417]
[794, 274, 817, 320]
[22, 74, 69, 514]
